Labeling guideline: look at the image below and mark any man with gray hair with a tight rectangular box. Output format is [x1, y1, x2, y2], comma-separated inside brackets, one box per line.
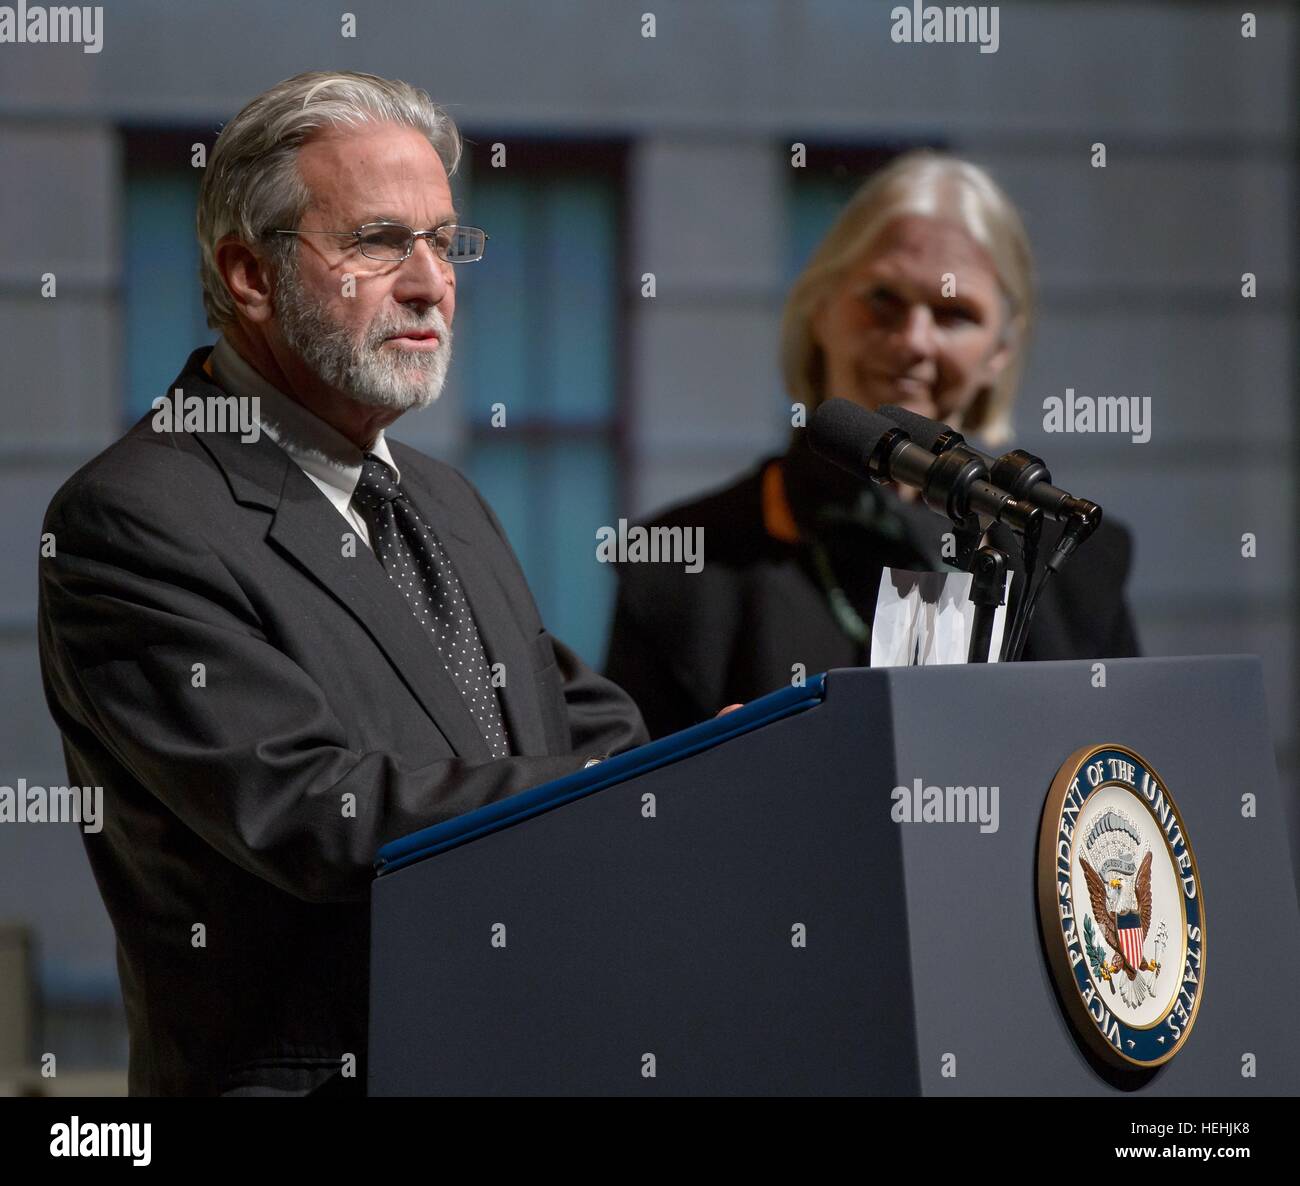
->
[37, 71, 648, 1096]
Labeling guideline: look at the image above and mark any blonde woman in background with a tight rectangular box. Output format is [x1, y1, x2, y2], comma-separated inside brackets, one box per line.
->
[605, 150, 1138, 739]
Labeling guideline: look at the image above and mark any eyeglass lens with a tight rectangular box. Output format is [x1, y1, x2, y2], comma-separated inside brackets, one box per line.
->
[356, 223, 485, 262]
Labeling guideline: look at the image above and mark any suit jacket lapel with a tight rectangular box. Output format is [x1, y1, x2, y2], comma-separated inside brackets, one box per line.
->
[179, 352, 493, 760]
[266, 473, 494, 759]
[397, 467, 551, 758]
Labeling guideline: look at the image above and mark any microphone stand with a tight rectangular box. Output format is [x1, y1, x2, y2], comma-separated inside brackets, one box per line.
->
[942, 510, 1008, 664]
[999, 507, 1042, 661]
[1006, 503, 1101, 661]
[966, 544, 1008, 663]
[891, 444, 1035, 665]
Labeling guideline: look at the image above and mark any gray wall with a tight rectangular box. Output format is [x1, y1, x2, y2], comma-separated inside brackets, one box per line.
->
[0, 0, 1295, 1065]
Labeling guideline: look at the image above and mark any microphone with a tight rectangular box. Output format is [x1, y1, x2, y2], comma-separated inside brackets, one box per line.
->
[875, 403, 1098, 526]
[807, 398, 1038, 534]
[874, 403, 1103, 578]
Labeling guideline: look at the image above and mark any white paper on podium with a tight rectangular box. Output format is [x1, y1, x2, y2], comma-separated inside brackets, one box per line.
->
[869, 568, 1013, 667]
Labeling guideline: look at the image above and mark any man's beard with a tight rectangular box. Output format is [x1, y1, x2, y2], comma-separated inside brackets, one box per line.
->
[273, 260, 453, 411]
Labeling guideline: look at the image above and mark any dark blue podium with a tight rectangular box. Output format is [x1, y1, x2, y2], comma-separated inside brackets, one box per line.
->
[368, 657, 1300, 1095]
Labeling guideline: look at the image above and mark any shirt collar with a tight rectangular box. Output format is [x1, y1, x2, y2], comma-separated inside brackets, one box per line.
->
[207, 334, 400, 500]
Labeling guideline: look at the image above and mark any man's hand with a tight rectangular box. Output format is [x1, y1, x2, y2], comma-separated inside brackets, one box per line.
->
[715, 703, 744, 717]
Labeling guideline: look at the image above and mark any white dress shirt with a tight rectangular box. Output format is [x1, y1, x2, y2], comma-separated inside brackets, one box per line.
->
[208, 334, 399, 550]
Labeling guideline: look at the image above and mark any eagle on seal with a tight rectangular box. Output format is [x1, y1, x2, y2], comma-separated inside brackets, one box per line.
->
[1081, 848, 1161, 984]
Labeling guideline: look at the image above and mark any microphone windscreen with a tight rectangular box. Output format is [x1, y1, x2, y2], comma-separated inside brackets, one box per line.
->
[877, 404, 955, 452]
[808, 398, 897, 481]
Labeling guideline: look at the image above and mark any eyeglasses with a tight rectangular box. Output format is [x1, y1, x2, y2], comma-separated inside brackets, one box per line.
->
[271, 221, 488, 263]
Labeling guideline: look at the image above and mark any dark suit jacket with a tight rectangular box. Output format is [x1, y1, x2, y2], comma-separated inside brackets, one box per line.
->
[606, 448, 1139, 741]
[37, 347, 647, 1096]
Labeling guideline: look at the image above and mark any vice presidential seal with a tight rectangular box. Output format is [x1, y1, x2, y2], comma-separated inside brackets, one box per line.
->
[1036, 744, 1205, 1069]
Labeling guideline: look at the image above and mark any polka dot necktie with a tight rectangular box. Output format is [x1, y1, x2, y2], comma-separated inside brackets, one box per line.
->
[353, 453, 511, 759]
